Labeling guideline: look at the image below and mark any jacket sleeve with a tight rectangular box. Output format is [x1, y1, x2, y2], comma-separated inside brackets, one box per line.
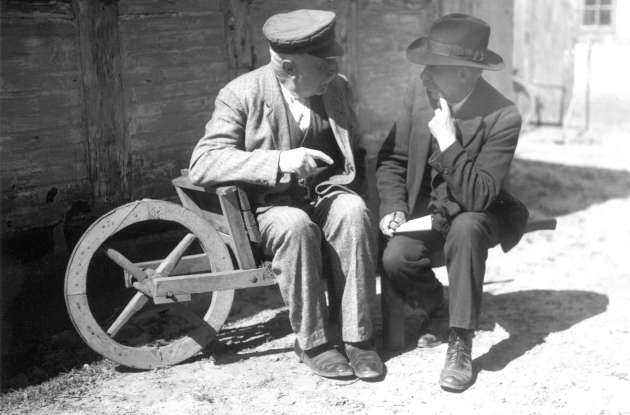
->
[375, 81, 418, 219]
[189, 87, 283, 187]
[429, 105, 522, 212]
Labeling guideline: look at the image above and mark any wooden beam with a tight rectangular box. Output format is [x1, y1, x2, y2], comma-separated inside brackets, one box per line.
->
[74, 0, 129, 206]
[152, 267, 276, 298]
[221, 0, 254, 80]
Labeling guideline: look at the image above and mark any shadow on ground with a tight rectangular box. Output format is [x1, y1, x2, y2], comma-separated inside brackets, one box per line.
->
[3, 152, 625, 391]
[473, 289, 609, 373]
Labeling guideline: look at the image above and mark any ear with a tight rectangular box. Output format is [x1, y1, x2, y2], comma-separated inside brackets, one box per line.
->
[458, 66, 472, 82]
[281, 60, 297, 78]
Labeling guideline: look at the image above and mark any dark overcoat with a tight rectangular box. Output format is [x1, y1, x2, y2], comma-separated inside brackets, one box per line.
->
[376, 76, 528, 252]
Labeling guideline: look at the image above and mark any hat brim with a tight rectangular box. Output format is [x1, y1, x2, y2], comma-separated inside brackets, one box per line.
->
[405, 37, 504, 71]
[308, 40, 345, 59]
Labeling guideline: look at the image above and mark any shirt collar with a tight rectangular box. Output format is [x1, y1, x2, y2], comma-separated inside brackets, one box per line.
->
[279, 83, 302, 104]
[450, 87, 475, 116]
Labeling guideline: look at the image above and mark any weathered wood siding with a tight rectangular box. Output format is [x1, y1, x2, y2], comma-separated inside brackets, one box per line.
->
[1, 0, 515, 241]
[1, 1, 90, 234]
[116, 0, 228, 201]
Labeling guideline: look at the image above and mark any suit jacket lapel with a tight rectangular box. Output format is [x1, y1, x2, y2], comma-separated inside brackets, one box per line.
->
[261, 65, 291, 150]
[407, 95, 434, 215]
[454, 79, 488, 148]
[321, 84, 353, 162]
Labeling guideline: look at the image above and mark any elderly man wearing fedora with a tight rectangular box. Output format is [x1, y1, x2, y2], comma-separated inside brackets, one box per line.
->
[376, 14, 528, 391]
[190, 10, 384, 380]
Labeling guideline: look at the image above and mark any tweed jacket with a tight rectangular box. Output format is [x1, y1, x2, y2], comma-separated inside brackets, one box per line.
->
[189, 64, 365, 210]
[376, 76, 528, 252]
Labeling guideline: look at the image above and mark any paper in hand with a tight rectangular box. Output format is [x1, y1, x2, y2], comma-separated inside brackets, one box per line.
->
[392, 215, 432, 233]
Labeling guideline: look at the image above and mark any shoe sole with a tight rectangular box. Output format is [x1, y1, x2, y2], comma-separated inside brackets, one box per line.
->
[295, 353, 354, 378]
[352, 369, 384, 379]
[439, 381, 468, 392]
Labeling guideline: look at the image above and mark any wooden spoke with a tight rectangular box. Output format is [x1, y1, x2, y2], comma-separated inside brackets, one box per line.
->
[155, 233, 196, 277]
[107, 292, 149, 337]
[65, 200, 235, 369]
[99, 244, 147, 282]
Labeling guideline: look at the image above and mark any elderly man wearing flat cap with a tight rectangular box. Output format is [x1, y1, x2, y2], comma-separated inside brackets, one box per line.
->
[376, 14, 529, 391]
[190, 10, 383, 379]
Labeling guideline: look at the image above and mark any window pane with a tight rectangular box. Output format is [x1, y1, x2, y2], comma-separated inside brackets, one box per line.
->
[583, 10, 596, 25]
[600, 10, 612, 25]
[584, 0, 596, 6]
[600, 0, 612, 5]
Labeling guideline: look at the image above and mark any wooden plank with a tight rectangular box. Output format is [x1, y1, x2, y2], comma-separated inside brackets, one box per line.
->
[152, 267, 276, 297]
[118, 2, 221, 17]
[217, 187, 257, 270]
[75, 0, 130, 206]
[126, 253, 211, 278]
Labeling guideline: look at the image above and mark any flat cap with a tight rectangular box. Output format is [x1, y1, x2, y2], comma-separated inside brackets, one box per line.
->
[263, 9, 344, 58]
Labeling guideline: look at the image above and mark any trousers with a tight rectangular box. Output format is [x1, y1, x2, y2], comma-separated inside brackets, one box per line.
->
[382, 212, 501, 330]
[256, 191, 377, 349]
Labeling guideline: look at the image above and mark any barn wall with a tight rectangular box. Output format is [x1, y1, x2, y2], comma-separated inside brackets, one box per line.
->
[0, 0, 516, 355]
[1, 1, 90, 237]
[116, 0, 229, 201]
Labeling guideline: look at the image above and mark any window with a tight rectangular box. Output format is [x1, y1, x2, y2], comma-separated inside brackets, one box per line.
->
[582, 0, 614, 27]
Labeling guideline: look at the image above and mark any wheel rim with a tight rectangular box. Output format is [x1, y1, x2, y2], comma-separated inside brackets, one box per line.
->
[64, 200, 234, 369]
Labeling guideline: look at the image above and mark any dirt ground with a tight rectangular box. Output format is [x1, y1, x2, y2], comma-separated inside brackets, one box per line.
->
[2, 123, 629, 415]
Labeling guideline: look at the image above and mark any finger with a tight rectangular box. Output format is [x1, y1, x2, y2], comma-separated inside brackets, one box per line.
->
[305, 154, 318, 170]
[379, 217, 392, 236]
[307, 149, 334, 165]
[438, 92, 451, 117]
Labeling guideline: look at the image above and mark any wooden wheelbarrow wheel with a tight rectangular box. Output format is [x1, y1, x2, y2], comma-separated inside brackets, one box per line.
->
[65, 200, 234, 369]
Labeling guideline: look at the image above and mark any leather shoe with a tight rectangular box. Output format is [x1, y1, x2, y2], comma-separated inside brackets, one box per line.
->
[439, 330, 474, 391]
[345, 341, 384, 379]
[294, 340, 354, 378]
[417, 286, 449, 348]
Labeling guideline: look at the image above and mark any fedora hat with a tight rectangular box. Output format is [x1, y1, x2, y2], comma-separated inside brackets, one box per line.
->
[406, 13, 504, 71]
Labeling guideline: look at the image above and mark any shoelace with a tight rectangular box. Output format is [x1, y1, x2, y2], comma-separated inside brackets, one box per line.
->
[446, 338, 470, 368]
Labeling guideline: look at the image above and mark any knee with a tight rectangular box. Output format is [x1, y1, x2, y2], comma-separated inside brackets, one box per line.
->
[381, 241, 415, 277]
[330, 194, 372, 226]
[450, 213, 484, 236]
[381, 245, 402, 275]
[283, 210, 320, 241]
[448, 213, 494, 247]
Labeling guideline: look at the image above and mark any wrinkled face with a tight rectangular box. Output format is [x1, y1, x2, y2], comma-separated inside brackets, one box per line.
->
[292, 55, 339, 98]
[420, 65, 466, 103]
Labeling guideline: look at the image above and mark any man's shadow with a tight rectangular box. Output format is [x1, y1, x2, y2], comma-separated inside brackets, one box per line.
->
[471, 289, 609, 373]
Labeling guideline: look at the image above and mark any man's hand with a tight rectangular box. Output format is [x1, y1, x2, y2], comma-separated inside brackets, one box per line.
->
[379, 211, 407, 238]
[279, 148, 334, 179]
[428, 92, 456, 151]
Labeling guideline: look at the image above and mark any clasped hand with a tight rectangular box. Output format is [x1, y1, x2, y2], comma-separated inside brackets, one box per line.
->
[379, 211, 407, 238]
[428, 93, 456, 151]
[278, 148, 333, 179]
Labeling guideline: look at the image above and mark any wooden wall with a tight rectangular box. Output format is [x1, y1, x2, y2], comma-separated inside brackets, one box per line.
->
[1, 0, 90, 236]
[0, 0, 515, 267]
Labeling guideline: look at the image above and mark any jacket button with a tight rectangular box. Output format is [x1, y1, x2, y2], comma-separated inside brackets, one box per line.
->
[438, 163, 443, 169]
[444, 168, 449, 174]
